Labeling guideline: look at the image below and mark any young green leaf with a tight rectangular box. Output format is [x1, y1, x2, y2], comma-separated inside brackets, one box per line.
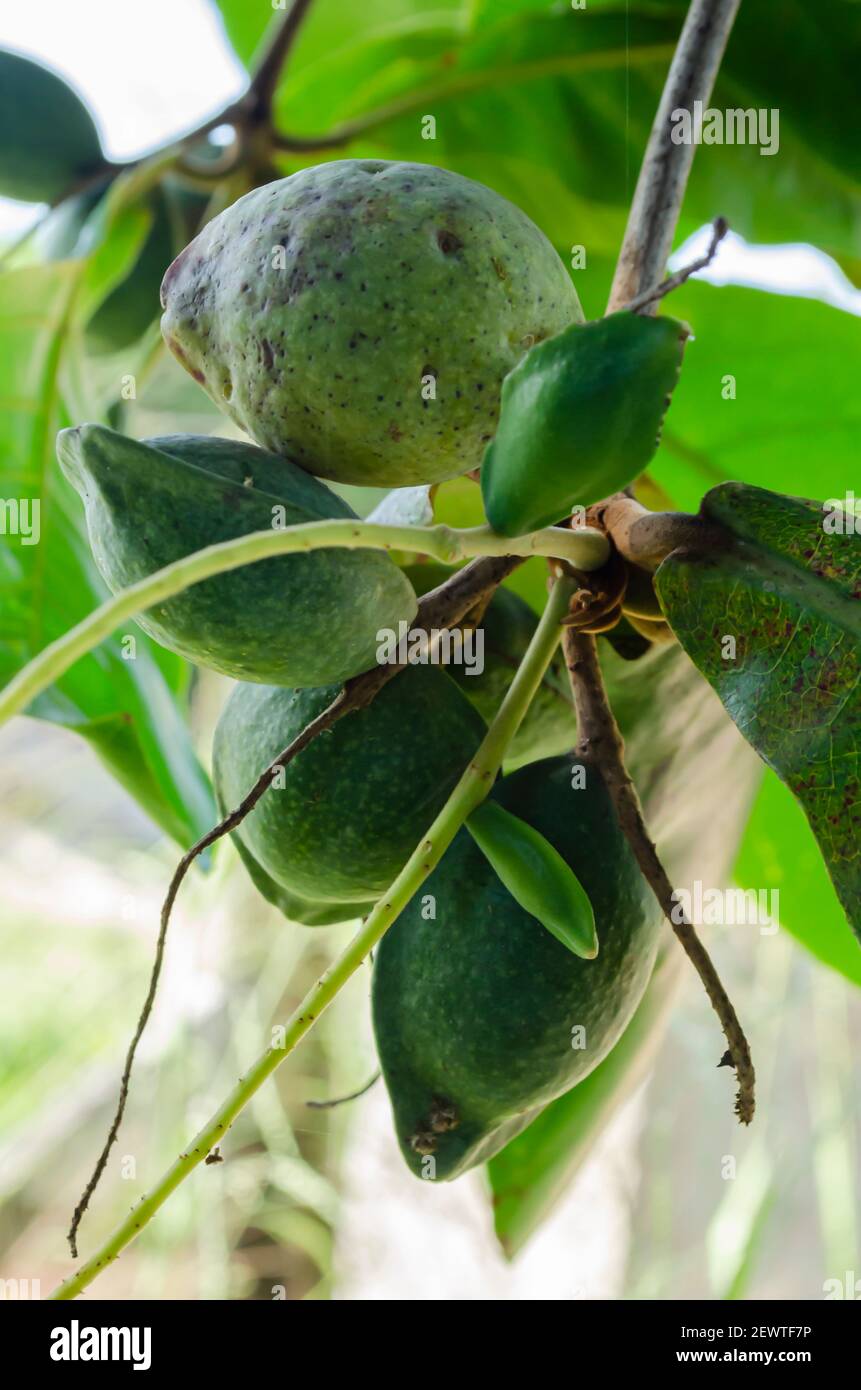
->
[656, 481, 861, 944]
[466, 797, 598, 959]
[481, 311, 689, 537]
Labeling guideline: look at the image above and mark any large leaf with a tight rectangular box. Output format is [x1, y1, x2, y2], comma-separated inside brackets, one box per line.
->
[487, 633, 762, 1252]
[651, 282, 860, 512]
[0, 262, 215, 845]
[0, 49, 104, 204]
[656, 482, 861, 943]
[712, 0, 861, 273]
[212, 0, 462, 76]
[735, 770, 861, 989]
[261, 2, 859, 269]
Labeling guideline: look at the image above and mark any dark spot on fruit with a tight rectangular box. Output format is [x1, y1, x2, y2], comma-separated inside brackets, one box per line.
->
[408, 1128, 437, 1156]
[429, 1095, 459, 1133]
[437, 229, 463, 255]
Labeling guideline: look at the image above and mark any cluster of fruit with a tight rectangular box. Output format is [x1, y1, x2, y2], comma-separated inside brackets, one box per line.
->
[60, 159, 661, 1179]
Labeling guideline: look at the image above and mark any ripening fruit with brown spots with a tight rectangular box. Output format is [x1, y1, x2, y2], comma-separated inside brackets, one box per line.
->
[161, 159, 582, 486]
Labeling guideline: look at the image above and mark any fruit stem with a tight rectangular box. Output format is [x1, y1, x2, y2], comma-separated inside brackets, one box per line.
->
[50, 574, 576, 1299]
[0, 520, 605, 730]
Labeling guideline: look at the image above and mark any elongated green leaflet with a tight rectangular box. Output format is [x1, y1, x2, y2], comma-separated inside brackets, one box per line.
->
[481, 311, 689, 537]
[466, 799, 598, 959]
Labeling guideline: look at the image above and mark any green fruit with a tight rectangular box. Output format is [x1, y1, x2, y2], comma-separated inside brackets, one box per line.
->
[0, 50, 104, 203]
[481, 312, 688, 536]
[403, 562, 575, 768]
[57, 425, 417, 687]
[212, 668, 487, 919]
[160, 159, 582, 486]
[372, 755, 662, 1178]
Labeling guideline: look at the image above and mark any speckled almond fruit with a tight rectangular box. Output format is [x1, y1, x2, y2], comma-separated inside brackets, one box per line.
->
[372, 756, 662, 1180]
[160, 160, 582, 487]
[212, 667, 487, 915]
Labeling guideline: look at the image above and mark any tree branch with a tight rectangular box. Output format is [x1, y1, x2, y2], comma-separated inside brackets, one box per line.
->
[564, 629, 755, 1124]
[622, 214, 728, 315]
[244, 0, 317, 124]
[608, 0, 741, 312]
[585, 494, 726, 572]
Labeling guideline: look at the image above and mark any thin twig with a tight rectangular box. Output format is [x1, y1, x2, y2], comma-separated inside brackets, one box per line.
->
[66, 553, 522, 1256]
[306, 1072, 381, 1109]
[623, 215, 728, 315]
[563, 629, 755, 1123]
[608, 0, 741, 313]
[244, 0, 317, 123]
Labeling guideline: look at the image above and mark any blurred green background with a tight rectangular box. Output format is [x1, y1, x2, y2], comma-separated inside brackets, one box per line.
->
[0, 0, 859, 1299]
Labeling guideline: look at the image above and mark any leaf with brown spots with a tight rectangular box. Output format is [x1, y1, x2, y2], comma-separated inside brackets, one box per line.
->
[656, 482, 861, 942]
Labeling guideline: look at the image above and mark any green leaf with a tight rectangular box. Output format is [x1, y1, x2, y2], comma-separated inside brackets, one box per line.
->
[481, 311, 688, 536]
[656, 482, 861, 943]
[652, 283, 861, 512]
[272, 12, 468, 132]
[734, 770, 861, 989]
[0, 49, 104, 203]
[76, 199, 154, 328]
[711, 0, 861, 269]
[267, 2, 860, 269]
[0, 261, 215, 846]
[466, 799, 598, 959]
[210, 0, 272, 69]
